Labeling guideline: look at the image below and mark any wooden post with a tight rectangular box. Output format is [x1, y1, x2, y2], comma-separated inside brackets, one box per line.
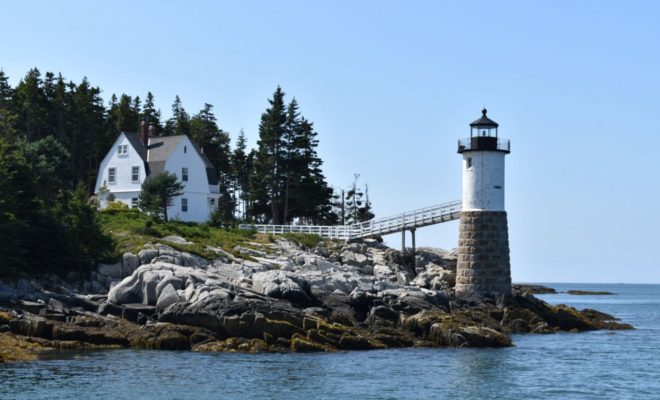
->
[411, 228, 416, 269]
[401, 230, 406, 254]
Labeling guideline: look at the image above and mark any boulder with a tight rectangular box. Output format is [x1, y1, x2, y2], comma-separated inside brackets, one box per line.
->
[234, 246, 267, 258]
[122, 253, 141, 275]
[157, 284, 181, 309]
[252, 270, 312, 306]
[161, 235, 194, 245]
[430, 324, 512, 347]
[98, 262, 123, 279]
[138, 248, 159, 265]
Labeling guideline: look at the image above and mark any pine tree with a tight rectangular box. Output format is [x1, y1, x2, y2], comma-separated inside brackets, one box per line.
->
[139, 172, 184, 221]
[70, 78, 106, 189]
[13, 68, 48, 140]
[345, 174, 374, 224]
[282, 98, 300, 222]
[231, 130, 250, 220]
[165, 95, 190, 136]
[141, 91, 162, 135]
[251, 86, 287, 223]
[0, 70, 17, 139]
[115, 94, 140, 132]
[0, 70, 12, 108]
[190, 103, 234, 219]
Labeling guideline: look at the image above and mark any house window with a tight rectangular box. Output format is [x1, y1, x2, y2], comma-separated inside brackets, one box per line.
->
[108, 167, 116, 184]
[184, 146, 187, 154]
[108, 193, 115, 202]
[182, 167, 189, 181]
[117, 145, 128, 156]
[181, 198, 188, 212]
[132, 166, 140, 182]
[131, 198, 138, 208]
[466, 158, 472, 169]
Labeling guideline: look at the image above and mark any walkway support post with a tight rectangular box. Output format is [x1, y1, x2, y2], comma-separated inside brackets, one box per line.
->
[401, 230, 406, 254]
[411, 228, 416, 269]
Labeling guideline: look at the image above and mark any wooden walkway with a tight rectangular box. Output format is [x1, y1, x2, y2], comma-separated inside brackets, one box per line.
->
[238, 200, 461, 241]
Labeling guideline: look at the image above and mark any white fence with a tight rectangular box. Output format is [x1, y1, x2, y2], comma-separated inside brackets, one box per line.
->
[239, 200, 462, 240]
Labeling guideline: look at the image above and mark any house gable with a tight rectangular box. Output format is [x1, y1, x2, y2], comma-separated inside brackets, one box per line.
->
[94, 132, 148, 195]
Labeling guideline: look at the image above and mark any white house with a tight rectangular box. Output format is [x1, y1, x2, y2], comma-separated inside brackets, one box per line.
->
[94, 123, 220, 222]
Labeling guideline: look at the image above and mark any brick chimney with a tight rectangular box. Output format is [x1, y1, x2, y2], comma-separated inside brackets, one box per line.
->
[140, 120, 148, 145]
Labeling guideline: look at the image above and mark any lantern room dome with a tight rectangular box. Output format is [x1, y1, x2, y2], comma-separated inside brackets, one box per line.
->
[469, 108, 499, 128]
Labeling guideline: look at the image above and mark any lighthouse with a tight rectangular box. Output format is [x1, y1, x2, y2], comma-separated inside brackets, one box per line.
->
[455, 109, 512, 298]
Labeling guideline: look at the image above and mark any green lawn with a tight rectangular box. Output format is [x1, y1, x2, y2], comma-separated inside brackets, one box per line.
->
[98, 210, 328, 263]
[98, 209, 268, 261]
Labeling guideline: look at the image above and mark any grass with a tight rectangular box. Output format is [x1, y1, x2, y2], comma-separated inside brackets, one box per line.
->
[98, 209, 272, 262]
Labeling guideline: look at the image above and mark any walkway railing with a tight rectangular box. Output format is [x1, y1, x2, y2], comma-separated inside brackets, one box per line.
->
[239, 200, 462, 240]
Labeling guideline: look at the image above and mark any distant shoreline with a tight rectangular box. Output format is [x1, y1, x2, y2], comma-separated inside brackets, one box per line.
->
[513, 284, 615, 296]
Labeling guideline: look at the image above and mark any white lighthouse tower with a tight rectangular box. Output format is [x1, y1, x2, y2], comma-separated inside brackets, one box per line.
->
[455, 109, 512, 298]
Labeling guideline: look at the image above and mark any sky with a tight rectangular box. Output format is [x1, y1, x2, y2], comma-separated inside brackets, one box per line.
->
[2, 1, 659, 283]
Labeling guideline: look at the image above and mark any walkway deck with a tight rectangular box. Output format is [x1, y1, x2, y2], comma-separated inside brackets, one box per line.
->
[238, 200, 461, 241]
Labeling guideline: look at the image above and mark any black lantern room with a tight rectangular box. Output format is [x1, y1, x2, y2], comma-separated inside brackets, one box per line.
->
[458, 108, 510, 154]
[470, 108, 498, 138]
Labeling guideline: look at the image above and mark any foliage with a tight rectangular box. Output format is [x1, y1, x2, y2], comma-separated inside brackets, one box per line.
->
[0, 137, 112, 275]
[57, 185, 114, 269]
[97, 210, 268, 261]
[345, 174, 374, 224]
[250, 87, 334, 224]
[106, 200, 129, 211]
[138, 172, 184, 221]
[189, 103, 234, 221]
[282, 233, 323, 249]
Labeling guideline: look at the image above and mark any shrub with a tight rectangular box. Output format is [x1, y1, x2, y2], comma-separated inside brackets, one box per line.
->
[282, 233, 323, 249]
[106, 201, 129, 211]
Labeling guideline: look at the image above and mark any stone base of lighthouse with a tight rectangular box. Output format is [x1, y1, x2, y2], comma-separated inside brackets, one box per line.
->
[455, 211, 511, 297]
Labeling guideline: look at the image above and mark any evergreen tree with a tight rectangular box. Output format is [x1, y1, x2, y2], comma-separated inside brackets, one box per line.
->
[139, 172, 184, 221]
[291, 117, 333, 223]
[231, 130, 251, 220]
[13, 68, 48, 140]
[190, 103, 234, 220]
[251, 86, 287, 223]
[141, 91, 162, 135]
[48, 74, 70, 143]
[113, 94, 140, 133]
[24, 136, 71, 207]
[282, 98, 300, 222]
[345, 174, 375, 224]
[0, 138, 38, 272]
[0, 70, 17, 139]
[165, 95, 190, 136]
[70, 78, 106, 189]
[0, 70, 13, 109]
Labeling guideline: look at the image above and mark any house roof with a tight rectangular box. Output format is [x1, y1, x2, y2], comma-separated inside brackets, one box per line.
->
[147, 135, 218, 186]
[123, 132, 148, 161]
[117, 132, 218, 186]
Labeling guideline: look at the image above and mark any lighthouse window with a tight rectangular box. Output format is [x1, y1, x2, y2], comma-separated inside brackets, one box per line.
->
[466, 158, 472, 169]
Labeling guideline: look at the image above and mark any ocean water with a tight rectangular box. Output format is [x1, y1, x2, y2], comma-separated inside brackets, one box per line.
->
[1, 283, 659, 400]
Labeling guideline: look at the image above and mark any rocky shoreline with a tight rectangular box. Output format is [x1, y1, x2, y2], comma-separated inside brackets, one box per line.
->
[0, 237, 633, 362]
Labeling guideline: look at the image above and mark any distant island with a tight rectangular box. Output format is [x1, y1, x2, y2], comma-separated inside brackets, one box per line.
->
[513, 285, 615, 296]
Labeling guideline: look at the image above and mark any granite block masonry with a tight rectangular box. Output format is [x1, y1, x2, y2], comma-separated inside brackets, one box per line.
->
[455, 211, 511, 296]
